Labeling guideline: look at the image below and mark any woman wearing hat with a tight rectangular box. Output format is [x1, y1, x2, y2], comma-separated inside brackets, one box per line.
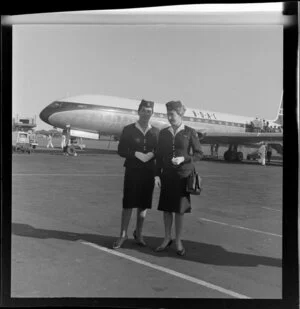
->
[154, 100, 202, 256]
[113, 99, 159, 249]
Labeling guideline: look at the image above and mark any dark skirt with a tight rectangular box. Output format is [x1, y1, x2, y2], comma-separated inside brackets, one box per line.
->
[123, 167, 155, 209]
[157, 169, 191, 214]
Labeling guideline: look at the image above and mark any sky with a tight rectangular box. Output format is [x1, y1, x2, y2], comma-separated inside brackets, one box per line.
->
[12, 20, 283, 130]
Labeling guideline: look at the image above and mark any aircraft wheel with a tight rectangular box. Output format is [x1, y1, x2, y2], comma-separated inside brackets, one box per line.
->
[67, 145, 76, 156]
[237, 152, 243, 161]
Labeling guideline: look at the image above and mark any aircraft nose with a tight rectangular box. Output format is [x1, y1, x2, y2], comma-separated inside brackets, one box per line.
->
[39, 101, 60, 125]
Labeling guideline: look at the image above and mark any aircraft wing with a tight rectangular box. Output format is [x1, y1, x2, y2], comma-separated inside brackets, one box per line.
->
[197, 131, 283, 146]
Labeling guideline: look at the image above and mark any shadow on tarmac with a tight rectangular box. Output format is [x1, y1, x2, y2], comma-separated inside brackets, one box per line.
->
[12, 223, 281, 268]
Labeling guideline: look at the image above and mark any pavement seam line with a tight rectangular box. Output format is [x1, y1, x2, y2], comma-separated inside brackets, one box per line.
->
[198, 217, 282, 237]
[79, 240, 251, 299]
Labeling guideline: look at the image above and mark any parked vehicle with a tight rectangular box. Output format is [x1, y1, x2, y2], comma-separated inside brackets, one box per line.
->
[29, 133, 38, 149]
[12, 131, 32, 153]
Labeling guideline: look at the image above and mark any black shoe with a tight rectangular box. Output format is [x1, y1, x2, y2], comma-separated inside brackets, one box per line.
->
[176, 247, 186, 256]
[155, 239, 173, 252]
[112, 236, 128, 249]
[133, 230, 146, 247]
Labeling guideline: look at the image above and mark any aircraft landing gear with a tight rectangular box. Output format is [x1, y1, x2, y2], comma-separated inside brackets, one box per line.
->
[224, 144, 244, 162]
[67, 145, 76, 156]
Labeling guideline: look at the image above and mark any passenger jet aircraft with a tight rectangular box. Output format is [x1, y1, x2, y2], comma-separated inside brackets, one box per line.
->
[40, 94, 283, 161]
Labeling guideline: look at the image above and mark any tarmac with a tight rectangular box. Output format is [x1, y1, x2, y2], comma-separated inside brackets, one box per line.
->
[11, 150, 282, 299]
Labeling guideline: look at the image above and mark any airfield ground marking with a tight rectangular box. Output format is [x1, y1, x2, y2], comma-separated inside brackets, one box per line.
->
[262, 207, 281, 212]
[79, 240, 251, 299]
[198, 218, 282, 238]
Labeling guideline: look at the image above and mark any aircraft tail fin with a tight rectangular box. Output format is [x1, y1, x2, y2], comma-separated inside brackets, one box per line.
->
[273, 92, 283, 125]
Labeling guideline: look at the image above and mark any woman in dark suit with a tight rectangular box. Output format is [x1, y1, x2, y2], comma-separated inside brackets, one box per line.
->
[113, 100, 159, 249]
[154, 100, 202, 256]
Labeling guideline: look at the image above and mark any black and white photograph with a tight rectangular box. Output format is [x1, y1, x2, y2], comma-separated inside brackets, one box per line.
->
[2, 2, 299, 307]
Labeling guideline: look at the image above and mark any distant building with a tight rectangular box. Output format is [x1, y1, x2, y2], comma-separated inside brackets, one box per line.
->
[12, 115, 37, 132]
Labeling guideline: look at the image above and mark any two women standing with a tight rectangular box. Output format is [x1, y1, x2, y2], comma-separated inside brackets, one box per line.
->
[113, 99, 202, 256]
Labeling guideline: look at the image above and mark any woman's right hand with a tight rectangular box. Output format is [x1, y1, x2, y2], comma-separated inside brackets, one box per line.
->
[154, 176, 161, 188]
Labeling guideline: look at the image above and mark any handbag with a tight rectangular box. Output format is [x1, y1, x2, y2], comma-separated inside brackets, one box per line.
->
[186, 168, 202, 195]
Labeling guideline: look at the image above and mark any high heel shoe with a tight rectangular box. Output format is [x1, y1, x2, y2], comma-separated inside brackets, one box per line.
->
[176, 247, 186, 256]
[133, 230, 146, 247]
[112, 236, 128, 249]
[155, 239, 173, 252]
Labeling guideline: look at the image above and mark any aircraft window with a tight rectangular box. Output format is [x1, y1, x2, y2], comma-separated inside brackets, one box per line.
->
[207, 113, 211, 119]
[200, 112, 204, 118]
[212, 113, 217, 119]
[193, 111, 197, 117]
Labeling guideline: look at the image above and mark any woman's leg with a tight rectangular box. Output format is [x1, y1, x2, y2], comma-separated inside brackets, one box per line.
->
[136, 208, 147, 239]
[120, 208, 133, 237]
[175, 213, 184, 251]
[113, 208, 132, 248]
[156, 211, 173, 250]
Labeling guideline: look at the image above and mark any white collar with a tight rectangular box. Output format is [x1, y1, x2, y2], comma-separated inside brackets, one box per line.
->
[167, 123, 185, 136]
[135, 121, 152, 135]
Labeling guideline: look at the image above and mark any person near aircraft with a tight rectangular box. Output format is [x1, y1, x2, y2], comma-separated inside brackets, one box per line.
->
[63, 125, 71, 155]
[262, 119, 266, 132]
[112, 99, 159, 249]
[61, 134, 66, 149]
[258, 142, 266, 166]
[215, 144, 219, 158]
[154, 100, 202, 256]
[210, 144, 214, 156]
[46, 134, 54, 148]
[266, 144, 272, 163]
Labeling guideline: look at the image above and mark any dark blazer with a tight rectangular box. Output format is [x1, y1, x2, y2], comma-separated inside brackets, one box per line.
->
[118, 123, 159, 169]
[155, 125, 202, 178]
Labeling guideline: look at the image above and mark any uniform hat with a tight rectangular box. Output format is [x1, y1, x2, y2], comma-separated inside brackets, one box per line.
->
[138, 99, 154, 111]
[166, 100, 186, 116]
[166, 100, 183, 111]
